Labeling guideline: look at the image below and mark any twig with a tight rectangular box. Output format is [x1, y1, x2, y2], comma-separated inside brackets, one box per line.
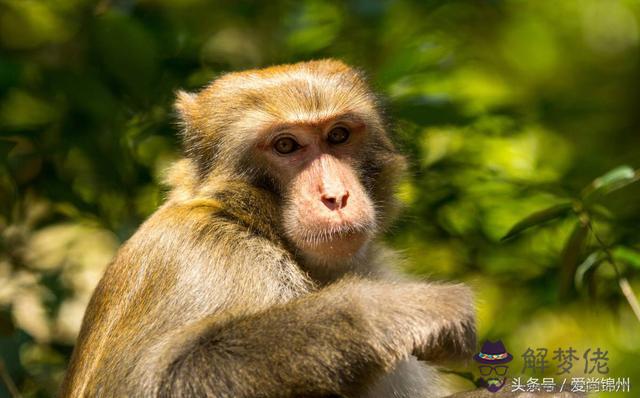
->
[619, 278, 640, 323]
[0, 359, 21, 398]
[585, 217, 640, 323]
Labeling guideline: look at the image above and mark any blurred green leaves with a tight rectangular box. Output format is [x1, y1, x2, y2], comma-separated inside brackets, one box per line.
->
[583, 165, 639, 200]
[286, 1, 343, 54]
[501, 166, 639, 241]
[501, 203, 573, 242]
[0, 0, 80, 50]
[0, 0, 639, 395]
[614, 246, 640, 270]
[501, 165, 640, 324]
[93, 11, 159, 100]
[0, 91, 58, 129]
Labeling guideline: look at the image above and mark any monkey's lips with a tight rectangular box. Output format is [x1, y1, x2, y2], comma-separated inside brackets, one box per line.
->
[291, 225, 372, 259]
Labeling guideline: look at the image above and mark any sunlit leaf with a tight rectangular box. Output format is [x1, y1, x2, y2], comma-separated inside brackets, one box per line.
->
[583, 165, 639, 199]
[574, 251, 605, 291]
[0, 90, 58, 129]
[500, 202, 573, 241]
[613, 246, 640, 269]
[593, 166, 635, 188]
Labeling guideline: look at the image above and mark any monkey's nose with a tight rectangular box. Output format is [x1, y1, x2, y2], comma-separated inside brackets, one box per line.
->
[321, 191, 349, 211]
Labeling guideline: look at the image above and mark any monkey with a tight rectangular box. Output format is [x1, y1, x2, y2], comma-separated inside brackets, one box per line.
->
[59, 59, 476, 398]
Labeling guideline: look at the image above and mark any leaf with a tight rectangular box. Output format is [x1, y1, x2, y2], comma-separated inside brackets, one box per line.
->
[574, 251, 604, 291]
[92, 11, 158, 99]
[560, 221, 589, 296]
[583, 165, 639, 199]
[0, 139, 17, 161]
[500, 202, 573, 241]
[588, 204, 614, 220]
[613, 246, 640, 269]
[285, 1, 342, 54]
[593, 166, 635, 189]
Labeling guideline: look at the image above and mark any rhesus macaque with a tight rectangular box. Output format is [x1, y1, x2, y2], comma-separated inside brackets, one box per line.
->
[60, 59, 476, 398]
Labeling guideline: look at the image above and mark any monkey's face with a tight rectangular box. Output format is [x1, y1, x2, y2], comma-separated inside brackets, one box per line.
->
[176, 60, 405, 264]
[257, 119, 376, 262]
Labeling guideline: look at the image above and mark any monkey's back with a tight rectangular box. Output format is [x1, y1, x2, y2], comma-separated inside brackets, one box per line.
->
[60, 189, 314, 397]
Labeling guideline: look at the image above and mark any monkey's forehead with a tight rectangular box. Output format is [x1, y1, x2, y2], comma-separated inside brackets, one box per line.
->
[209, 61, 371, 100]
[217, 59, 359, 83]
[176, 59, 385, 146]
[189, 60, 377, 124]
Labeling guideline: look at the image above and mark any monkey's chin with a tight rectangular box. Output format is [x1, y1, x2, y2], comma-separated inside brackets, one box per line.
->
[295, 231, 370, 264]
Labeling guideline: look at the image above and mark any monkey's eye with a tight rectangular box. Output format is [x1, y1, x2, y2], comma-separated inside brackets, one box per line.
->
[273, 137, 300, 155]
[327, 127, 350, 145]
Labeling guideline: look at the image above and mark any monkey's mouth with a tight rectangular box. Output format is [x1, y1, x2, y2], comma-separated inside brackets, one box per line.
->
[305, 231, 365, 247]
[297, 223, 373, 246]
[288, 222, 374, 259]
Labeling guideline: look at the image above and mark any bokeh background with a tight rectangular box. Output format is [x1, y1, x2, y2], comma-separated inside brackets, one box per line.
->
[1, 0, 639, 396]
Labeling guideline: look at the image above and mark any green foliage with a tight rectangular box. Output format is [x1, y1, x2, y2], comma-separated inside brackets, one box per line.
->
[1, 0, 640, 396]
[501, 203, 573, 242]
[502, 165, 640, 303]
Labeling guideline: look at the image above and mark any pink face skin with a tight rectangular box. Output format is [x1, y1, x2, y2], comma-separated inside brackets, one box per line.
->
[256, 116, 377, 263]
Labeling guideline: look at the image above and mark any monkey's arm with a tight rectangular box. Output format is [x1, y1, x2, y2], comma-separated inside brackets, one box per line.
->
[62, 200, 473, 397]
[158, 277, 474, 398]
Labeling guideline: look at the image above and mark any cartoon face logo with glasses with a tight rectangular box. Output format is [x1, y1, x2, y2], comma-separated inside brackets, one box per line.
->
[473, 340, 513, 393]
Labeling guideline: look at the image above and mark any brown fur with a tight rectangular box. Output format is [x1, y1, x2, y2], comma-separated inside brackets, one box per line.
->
[60, 60, 475, 398]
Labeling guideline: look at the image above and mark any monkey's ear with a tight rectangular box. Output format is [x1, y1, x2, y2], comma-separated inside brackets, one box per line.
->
[174, 90, 199, 127]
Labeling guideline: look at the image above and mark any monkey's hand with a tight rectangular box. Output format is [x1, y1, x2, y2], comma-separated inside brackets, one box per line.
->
[354, 281, 476, 365]
[409, 283, 476, 363]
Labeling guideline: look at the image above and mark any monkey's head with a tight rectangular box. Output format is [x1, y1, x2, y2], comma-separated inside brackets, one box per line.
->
[175, 59, 406, 265]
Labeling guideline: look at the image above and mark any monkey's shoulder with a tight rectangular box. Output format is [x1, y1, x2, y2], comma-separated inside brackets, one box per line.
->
[135, 195, 283, 244]
[88, 197, 298, 323]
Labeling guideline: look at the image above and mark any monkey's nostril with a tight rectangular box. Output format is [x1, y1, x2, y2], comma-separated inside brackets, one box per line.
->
[321, 195, 338, 210]
[321, 192, 349, 210]
[341, 192, 349, 208]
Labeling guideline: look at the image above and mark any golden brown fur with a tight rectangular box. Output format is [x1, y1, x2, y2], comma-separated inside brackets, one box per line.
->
[60, 60, 476, 398]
